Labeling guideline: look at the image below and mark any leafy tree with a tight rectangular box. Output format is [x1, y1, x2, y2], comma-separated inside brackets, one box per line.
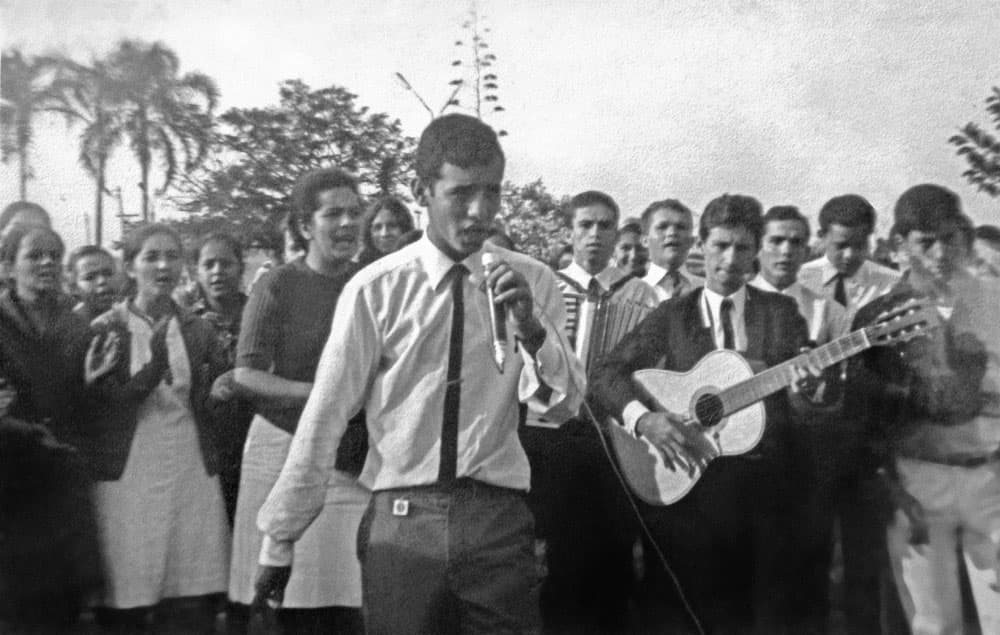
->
[0, 49, 62, 199]
[104, 40, 218, 222]
[170, 80, 416, 250]
[950, 86, 1000, 196]
[47, 58, 122, 245]
[498, 179, 570, 262]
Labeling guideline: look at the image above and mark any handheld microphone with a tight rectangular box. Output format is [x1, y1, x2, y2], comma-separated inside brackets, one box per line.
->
[482, 252, 508, 372]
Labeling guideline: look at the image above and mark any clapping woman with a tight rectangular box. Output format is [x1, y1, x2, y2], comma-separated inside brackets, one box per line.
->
[88, 223, 231, 634]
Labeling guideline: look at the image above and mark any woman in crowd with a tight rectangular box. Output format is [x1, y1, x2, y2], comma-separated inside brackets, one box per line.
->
[67, 245, 119, 323]
[188, 232, 251, 523]
[87, 223, 231, 634]
[0, 225, 114, 633]
[354, 196, 413, 266]
[227, 168, 368, 634]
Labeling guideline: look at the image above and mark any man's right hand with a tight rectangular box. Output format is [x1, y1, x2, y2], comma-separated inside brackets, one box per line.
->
[252, 565, 292, 611]
[636, 411, 710, 474]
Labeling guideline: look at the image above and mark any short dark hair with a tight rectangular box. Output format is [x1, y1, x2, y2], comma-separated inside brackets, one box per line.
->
[289, 168, 360, 251]
[892, 184, 962, 238]
[640, 199, 693, 234]
[121, 223, 182, 266]
[762, 205, 811, 241]
[618, 217, 642, 238]
[192, 231, 245, 274]
[567, 190, 619, 225]
[700, 194, 764, 247]
[975, 224, 1000, 247]
[415, 113, 504, 184]
[0, 201, 51, 233]
[818, 194, 876, 235]
[67, 245, 113, 278]
[0, 225, 64, 265]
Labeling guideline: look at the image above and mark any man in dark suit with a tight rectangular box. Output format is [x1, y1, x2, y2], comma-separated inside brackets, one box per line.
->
[591, 194, 819, 634]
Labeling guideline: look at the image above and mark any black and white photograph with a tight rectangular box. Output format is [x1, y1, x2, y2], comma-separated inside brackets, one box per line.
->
[2, 1, 999, 633]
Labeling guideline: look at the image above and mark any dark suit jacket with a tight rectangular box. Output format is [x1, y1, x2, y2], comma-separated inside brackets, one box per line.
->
[590, 285, 809, 460]
[84, 301, 232, 481]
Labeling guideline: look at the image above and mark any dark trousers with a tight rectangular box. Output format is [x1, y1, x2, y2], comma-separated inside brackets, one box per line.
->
[95, 595, 220, 634]
[357, 479, 540, 635]
[638, 455, 801, 635]
[522, 420, 637, 634]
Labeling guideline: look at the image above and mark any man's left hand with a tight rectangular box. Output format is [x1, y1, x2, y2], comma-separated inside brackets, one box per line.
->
[790, 347, 824, 395]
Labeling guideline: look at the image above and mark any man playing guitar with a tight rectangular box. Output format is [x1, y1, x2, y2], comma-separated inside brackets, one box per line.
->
[591, 194, 821, 633]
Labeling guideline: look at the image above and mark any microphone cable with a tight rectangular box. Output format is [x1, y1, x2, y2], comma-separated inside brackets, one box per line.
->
[533, 307, 706, 635]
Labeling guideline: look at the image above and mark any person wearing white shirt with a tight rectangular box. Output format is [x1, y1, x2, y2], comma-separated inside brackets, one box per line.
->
[750, 205, 853, 631]
[640, 199, 704, 302]
[797, 193, 904, 634]
[525, 190, 656, 633]
[591, 194, 820, 632]
[798, 194, 900, 324]
[252, 114, 584, 634]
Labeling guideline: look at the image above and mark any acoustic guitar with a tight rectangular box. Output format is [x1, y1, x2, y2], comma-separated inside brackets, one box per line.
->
[606, 298, 939, 506]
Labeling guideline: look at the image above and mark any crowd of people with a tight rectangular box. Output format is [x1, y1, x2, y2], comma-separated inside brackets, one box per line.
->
[1, 112, 998, 635]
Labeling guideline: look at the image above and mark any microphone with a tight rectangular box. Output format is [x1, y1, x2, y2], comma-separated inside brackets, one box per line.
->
[482, 252, 508, 372]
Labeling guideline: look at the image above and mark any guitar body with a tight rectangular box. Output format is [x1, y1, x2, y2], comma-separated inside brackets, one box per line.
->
[606, 349, 766, 506]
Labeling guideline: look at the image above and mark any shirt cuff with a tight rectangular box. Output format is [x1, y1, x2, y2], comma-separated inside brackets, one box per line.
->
[622, 400, 650, 438]
[259, 535, 294, 567]
[519, 330, 559, 397]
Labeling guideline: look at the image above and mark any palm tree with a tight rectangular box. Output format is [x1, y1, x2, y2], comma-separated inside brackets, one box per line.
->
[1, 50, 62, 199]
[48, 59, 121, 245]
[104, 40, 218, 222]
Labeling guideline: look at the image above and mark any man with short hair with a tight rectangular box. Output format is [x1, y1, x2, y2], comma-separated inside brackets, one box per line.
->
[254, 113, 584, 634]
[592, 194, 818, 633]
[640, 199, 704, 302]
[798, 193, 904, 634]
[850, 184, 1000, 634]
[527, 190, 656, 633]
[750, 205, 849, 630]
[67, 245, 118, 323]
[614, 217, 648, 277]
[799, 194, 900, 319]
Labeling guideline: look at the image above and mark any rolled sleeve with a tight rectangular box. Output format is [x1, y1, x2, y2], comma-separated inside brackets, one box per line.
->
[518, 269, 585, 423]
[622, 400, 650, 437]
[259, 535, 294, 567]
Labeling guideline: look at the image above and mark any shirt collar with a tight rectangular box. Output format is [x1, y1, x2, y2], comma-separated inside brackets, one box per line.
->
[820, 257, 873, 286]
[644, 262, 668, 285]
[750, 274, 802, 297]
[700, 284, 747, 327]
[560, 260, 622, 292]
[418, 234, 490, 290]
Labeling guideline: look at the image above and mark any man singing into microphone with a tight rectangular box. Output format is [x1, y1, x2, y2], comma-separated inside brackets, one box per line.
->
[254, 113, 584, 634]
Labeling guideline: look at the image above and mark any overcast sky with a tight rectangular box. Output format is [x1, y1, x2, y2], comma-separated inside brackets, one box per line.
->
[2, 0, 999, 248]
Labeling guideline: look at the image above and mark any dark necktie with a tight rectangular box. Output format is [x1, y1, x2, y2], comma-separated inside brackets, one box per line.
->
[833, 273, 848, 307]
[439, 264, 467, 483]
[720, 297, 735, 350]
[587, 277, 602, 303]
[668, 271, 683, 299]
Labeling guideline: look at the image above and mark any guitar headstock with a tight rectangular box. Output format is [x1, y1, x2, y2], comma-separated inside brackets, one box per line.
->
[867, 298, 941, 347]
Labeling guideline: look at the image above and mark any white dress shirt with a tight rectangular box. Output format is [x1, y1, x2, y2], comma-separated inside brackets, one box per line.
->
[559, 261, 624, 364]
[642, 261, 704, 303]
[798, 258, 900, 323]
[257, 237, 585, 565]
[750, 275, 849, 345]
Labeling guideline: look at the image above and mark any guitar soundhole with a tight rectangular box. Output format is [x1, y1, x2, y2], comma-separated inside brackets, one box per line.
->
[694, 393, 724, 428]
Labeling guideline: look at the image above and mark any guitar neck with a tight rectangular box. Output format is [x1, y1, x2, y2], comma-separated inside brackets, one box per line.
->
[718, 327, 872, 416]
